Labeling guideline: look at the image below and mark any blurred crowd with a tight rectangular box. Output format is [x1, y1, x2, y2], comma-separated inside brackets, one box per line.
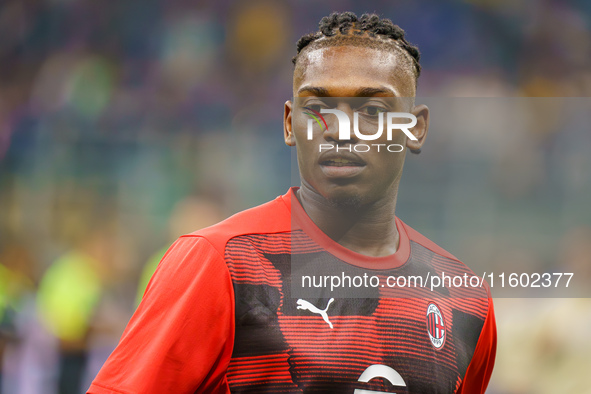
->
[1, 0, 590, 393]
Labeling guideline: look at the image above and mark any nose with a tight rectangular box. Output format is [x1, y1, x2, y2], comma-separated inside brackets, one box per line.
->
[322, 104, 358, 145]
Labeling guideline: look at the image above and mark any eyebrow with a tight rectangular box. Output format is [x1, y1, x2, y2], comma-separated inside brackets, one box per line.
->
[297, 86, 330, 96]
[297, 86, 396, 97]
[356, 87, 395, 97]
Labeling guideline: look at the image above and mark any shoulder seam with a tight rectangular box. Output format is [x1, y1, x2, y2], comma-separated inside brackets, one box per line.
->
[180, 231, 291, 261]
[178, 234, 225, 261]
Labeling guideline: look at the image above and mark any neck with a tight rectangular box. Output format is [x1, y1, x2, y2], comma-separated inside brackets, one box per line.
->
[296, 185, 400, 257]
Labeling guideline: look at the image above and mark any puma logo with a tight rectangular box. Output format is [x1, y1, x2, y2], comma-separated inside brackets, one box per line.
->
[296, 298, 335, 329]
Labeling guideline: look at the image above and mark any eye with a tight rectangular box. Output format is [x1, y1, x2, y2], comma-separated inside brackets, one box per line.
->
[307, 104, 323, 113]
[359, 106, 385, 116]
[303, 100, 326, 113]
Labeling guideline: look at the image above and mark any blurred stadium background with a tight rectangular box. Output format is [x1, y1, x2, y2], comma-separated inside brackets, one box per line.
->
[1, 0, 590, 393]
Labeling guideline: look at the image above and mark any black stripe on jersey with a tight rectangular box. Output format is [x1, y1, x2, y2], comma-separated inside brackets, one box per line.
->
[451, 308, 485, 378]
[233, 283, 288, 358]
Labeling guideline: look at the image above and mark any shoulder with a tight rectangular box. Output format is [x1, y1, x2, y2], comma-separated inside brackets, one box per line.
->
[182, 192, 291, 257]
[398, 218, 492, 298]
[399, 219, 460, 262]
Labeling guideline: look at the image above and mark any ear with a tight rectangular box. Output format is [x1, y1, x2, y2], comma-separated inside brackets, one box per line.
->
[406, 104, 429, 151]
[284, 100, 295, 146]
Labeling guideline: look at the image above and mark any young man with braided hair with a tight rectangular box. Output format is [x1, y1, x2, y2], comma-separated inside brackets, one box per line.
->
[88, 12, 496, 394]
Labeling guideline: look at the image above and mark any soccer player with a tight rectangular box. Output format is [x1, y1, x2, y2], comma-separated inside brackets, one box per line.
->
[88, 12, 496, 394]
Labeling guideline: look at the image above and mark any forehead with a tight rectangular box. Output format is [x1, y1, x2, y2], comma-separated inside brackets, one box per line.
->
[294, 45, 416, 98]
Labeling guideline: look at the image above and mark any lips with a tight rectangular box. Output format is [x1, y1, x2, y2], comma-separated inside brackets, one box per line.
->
[322, 158, 364, 167]
[319, 152, 366, 167]
[318, 151, 366, 178]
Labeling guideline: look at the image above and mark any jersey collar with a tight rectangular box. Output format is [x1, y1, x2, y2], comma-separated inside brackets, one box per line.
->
[281, 187, 411, 270]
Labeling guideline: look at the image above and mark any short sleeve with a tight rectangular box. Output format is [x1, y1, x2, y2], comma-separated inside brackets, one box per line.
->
[87, 236, 234, 394]
[456, 297, 497, 394]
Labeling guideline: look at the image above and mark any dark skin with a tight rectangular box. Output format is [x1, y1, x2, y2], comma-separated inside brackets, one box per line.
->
[283, 42, 429, 257]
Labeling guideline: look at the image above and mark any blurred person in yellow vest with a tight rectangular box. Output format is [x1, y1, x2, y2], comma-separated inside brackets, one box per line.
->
[36, 213, 123, 394]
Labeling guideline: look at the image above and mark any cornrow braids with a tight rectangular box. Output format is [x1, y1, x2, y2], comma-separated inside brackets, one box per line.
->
[292, 12, 421, 79]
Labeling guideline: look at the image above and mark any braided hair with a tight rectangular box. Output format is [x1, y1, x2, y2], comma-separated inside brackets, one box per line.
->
[292, 12, 421, 79]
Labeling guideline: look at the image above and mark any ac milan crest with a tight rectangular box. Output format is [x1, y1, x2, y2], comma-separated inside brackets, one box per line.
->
[426, 303, 446, 349]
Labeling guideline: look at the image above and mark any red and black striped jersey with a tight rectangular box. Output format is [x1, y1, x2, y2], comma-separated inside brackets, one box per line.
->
[88, 188, 496, 394]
